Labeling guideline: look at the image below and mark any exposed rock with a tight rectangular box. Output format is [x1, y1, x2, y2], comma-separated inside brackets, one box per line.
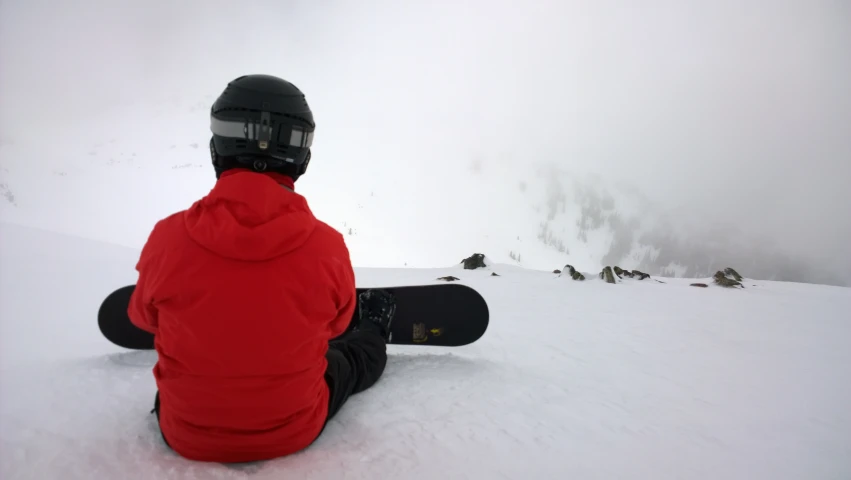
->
[437, 276, 460, 282]
[491, 272, 500, 277]
[690, 283, 709, 288]
[713, 271, 743, 288]
[560, 264, 586, 281]
[553, 269, 562, 274]
[724, 267, 743, 282]
[632, 270, 651, 280]
[0, 183, 16, 206]
[609, 265, 647, 280]
[600, 266, 617, 284]
[461, 253, 487, 270]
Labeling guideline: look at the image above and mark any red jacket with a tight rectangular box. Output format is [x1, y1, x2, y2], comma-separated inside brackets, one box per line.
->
[128, 169, 356, 463]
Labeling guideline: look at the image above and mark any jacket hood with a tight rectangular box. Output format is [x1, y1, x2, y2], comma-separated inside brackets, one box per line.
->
[184, 170, 316, 261]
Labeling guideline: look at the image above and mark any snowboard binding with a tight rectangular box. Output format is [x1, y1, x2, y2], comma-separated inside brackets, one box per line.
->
[357, 289, 397, 342]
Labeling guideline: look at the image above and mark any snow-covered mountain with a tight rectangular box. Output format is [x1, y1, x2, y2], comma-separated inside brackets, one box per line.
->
[1, 221, 850, 479]
[0, 96, 844, 287]
[507, 164, 847, 287]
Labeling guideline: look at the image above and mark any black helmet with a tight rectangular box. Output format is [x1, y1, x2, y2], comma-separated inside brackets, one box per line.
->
[209, 74, 315, 179]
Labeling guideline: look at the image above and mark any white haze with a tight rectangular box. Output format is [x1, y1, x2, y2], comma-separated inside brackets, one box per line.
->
[1, 0, 850, 283]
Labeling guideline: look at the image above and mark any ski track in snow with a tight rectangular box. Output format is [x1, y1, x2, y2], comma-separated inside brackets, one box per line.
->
[1, 221, 850, 479]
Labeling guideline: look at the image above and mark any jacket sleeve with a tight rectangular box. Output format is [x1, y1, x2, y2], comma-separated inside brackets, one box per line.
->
[328, 244, 357, 338]
[128, 225, 161, 335]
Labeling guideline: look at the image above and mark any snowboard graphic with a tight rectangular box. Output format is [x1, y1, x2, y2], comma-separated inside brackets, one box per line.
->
[98, 283, 489, 350]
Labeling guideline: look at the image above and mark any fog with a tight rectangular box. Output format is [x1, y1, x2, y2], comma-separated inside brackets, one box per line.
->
[2, 0, 850, 283]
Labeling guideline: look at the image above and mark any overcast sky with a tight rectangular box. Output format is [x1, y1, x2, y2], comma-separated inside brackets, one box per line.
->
[1, 0, 849, 274]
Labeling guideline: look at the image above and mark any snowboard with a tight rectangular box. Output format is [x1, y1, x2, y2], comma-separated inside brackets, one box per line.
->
[98, 283, 489, 350]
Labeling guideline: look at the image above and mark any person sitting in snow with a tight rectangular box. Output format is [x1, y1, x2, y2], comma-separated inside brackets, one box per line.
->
[127, 74, 397, 463]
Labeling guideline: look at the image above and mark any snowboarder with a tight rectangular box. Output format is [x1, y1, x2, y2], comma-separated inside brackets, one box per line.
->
[128, 74, 397, 463]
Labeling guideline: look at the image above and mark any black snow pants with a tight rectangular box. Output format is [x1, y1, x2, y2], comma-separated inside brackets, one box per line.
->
[323, 328, 388, 421]
[153, 328, 387, 447]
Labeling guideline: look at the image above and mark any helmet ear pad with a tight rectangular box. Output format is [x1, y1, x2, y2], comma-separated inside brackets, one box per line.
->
[210, 137, 223, 179]
[299, 149, 311, 176]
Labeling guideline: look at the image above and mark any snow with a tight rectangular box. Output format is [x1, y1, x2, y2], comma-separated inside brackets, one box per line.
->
[1, 221, 850, 479]
[661, 261, 689, 278]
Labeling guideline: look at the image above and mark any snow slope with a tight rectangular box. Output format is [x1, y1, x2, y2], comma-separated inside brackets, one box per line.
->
[1, 221, 850, 479]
